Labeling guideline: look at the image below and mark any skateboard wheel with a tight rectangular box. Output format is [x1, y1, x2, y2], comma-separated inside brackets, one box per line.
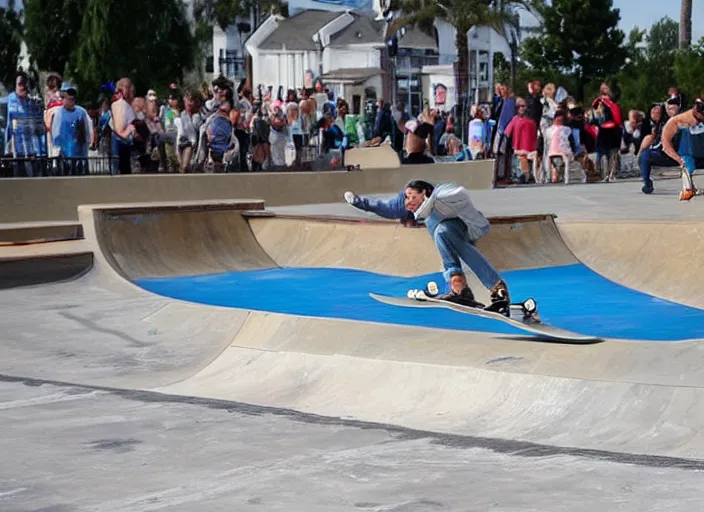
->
[523, 298, 537, 313]
[425, 281, 439, 297]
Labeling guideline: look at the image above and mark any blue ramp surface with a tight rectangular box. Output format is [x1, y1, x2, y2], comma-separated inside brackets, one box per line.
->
[136, 264, 704, 342]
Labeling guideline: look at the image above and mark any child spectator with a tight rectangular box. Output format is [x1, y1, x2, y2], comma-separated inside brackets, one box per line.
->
[504, 97, 538, 183]
[544, 111, 576, 182]
[467, 107, 487, 159]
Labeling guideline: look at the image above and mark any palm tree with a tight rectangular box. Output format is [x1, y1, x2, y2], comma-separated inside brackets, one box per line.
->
[388, 0, 540, 106]
[680, 0, 692, 49]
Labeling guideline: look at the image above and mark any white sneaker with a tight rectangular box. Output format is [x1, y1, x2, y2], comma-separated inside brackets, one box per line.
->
[344, 191, 357, 204]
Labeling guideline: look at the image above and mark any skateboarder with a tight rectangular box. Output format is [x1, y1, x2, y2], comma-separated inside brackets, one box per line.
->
[345, 180, 510, 309]
[659, 97, 704, 200]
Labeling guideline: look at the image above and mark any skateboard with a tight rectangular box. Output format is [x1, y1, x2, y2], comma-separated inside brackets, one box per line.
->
[369, 282, 603, 344]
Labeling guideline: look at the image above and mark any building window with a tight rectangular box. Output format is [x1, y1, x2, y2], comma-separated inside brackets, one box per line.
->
[218, 49, 245, 79]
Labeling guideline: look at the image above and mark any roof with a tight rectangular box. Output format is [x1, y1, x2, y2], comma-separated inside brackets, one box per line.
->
[259, 10, 341, 51]
[259, 10, 438, 52]
[320, 67, 384, 84]
[330, 14, 438, 50]
[328, 15, 381, 46]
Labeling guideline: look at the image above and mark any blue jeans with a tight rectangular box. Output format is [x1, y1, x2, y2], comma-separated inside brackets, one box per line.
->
[639, 148, 678, 189]
[111, 134, 132, 175]
[425, 215, 502, 290]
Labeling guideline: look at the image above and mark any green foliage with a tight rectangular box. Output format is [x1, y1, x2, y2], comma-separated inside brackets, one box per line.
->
[674, 38, 704, 100]
[615, 17, 679, 113]
[520, 0, 627, 99]
[20, 0, 197, 105]
[0, 1, 23, 89]
[23, 0, 86, 77]
[192, 0, 285, 31]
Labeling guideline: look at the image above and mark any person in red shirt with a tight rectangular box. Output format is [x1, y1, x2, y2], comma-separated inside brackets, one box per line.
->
[504, 97, 538, 183]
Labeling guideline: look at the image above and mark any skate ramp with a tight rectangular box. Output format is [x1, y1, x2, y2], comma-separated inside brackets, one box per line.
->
[558, 221, 704, 310]
[91, 201, 276, 280]
[248, 215, 578, 275]
[6, 201, 704, 463]
[0, 253, 93, 289]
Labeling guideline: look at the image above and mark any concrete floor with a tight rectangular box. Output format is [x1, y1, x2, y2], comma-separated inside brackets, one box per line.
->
[272, 176, 704, 222]
[4, 176, 704, 511]
[4, 378, 704, 512]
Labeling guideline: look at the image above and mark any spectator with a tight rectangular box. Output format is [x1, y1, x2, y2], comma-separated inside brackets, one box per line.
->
[175, 88, 203, 173]
[109, 77, 137, 174]
[319, 112, 344, 153]
[161, 87, 181, 173]
[433, 110, 446, 154]
[504, 97, 538, 183]
[5, 71, 46, 176]
[250, 102, 271, 171]
[268, 103, 289, 168]
[130, 96, 152, 173]
[666, 95, 681, 119]
[50, 82, 93, 174]
[97, 96, 112, 157]
[544, 111, 575, 183]
[206, 98, 235, 172]
[467, 106, 487, 160]
[589, 82, 623, 182]
[143, 98, 165, 172]
[491, 83, 516, 183]
[638, 102, 668, 153]
[622, 109, 645, 154]
[639, 102, 679, 194]
[439, 117, 462, 157]
[526, 80, 543, 127]
[401, 118, 435, 165]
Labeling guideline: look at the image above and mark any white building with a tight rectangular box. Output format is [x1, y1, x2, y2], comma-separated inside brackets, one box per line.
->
[244, 8, 438, 117]
[424, 21, 514, 112]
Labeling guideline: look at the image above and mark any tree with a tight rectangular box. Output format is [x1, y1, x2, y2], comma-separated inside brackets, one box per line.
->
[520, 0, 627, 100]
[73, 0, 197, 101]
[389, 0, 540, 108]
[616, 17, 679, 112]
[0, 0, 23, 90]
[675, 38, 704, 100]
[23, 0, 86, 77]
[680, 0, 692, 49]
[192, 0, 286, 32]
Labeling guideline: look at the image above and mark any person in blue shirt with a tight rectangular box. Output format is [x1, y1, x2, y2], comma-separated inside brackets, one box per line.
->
[318, 113, 345, 152]
[206, 99, 234, 170]
[51, 83, 93, 174]
[5, 71, 46, 176]
[344, 180, 512, 312]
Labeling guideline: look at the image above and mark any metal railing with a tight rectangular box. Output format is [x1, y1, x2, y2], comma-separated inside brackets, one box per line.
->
[0, 155, 117, 178]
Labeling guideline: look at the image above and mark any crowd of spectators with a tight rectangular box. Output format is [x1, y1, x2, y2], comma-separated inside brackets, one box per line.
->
[1, 69, 693, 185]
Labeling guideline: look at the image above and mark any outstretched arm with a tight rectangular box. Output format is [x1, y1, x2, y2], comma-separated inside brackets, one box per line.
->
[348, 190, 411, 220]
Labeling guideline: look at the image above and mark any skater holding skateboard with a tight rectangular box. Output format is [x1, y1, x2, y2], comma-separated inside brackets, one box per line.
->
[656, 97, 704, 200]
[345, 180, 511, 311]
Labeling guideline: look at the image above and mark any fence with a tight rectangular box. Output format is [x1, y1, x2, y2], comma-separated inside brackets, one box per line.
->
[0, 155, 116, 178]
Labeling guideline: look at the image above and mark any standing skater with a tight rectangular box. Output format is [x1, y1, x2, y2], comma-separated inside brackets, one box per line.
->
[345, 180, 510, 311]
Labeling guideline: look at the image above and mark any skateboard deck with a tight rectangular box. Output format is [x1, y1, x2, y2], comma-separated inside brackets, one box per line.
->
[369, 293, 603, 344]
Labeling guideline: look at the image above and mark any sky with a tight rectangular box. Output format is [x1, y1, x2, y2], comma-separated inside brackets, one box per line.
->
[613, 0, 704, 41]
[0, 0, 702, 42]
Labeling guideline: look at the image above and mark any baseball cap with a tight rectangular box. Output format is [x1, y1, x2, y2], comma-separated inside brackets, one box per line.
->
[60, 82, 77, 95]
